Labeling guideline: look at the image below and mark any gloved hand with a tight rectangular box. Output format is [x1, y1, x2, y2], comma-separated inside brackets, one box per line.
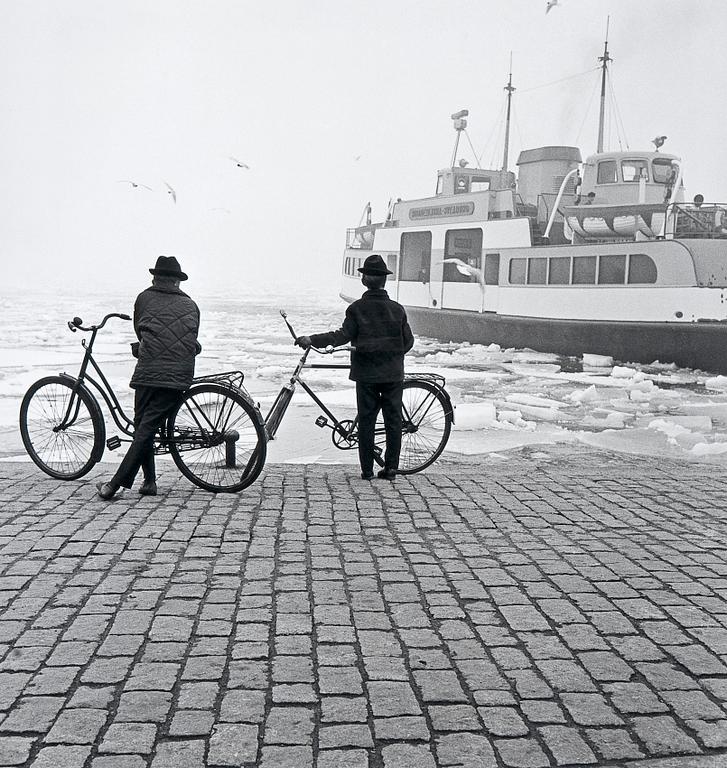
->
[295, 335, 312, 349]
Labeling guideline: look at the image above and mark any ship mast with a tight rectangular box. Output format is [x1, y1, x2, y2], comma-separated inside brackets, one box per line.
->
[596, 17, 611, 153]
[501, 53, 515, 171]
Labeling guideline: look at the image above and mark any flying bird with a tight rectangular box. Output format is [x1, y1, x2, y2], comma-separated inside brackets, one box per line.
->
[117, 180, 152, 191]
[651, 135, 667, 150]
[441, 258, 484, 284]
[229, 156, 250, 169]
[546, 0, 559, 13]
[163, 181, 177, 204]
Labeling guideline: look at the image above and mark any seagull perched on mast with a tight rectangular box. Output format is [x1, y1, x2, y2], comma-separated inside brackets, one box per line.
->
[163, 181, 177, 204]
[651, 135, 667, 151]
[546, 0, 559, 14]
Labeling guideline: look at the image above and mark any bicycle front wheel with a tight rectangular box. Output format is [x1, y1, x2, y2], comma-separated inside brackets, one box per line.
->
[20, 376, 105, 480]
[375, 380, 452, 474]
[168, 384, 267, 493]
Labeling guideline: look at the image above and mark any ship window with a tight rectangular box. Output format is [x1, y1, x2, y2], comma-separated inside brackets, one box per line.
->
[628, 253, 657, 284]
[509, 258, 527, 284]
[597, 160, 617, 184]
[527, 257, 547, 285]
[386, 254, 398, 276]
[484, 253, 500, 285]
[443, 229, 483, 282]
[436, 175, 444, 195]
[454, 175, 470, 194]
[653, 158, 679, 184]
[572, 255, 597, 284]
[548, 256, 571, 285]
[598, 254, 626, 284]
[470, 177, 491, 193]
[622, 160, 649, 183]
[400, 231, 432, 282]
[344, 257, 350, 275]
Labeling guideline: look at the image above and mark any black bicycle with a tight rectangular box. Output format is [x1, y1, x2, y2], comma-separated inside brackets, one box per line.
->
[19, 311, 453, 493]
[19, 313, 267, 493]
[265, 311, 454, 474]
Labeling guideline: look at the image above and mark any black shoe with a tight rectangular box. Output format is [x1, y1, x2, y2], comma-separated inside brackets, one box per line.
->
[360, 471, 374, 480]
[96, 481, 119, 500]
[377, 468, 396, 480]
[139, 479, 157, 496]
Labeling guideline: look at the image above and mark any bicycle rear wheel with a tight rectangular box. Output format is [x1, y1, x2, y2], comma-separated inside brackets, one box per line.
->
[20, 376, 105, 480]
[167, 383, 267, 493]
[374, 380, 452, 474]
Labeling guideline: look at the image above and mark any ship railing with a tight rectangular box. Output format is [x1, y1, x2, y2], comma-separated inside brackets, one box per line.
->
[669, 203, 727, 239]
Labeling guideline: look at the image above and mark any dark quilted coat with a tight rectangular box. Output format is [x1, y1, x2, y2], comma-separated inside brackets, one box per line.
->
[129, 286, 201, 390]
[309, 288, 414, 382]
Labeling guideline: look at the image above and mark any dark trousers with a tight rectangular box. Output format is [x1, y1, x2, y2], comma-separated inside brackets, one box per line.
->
[356, 381, 403, 474]
[111, 387, 182, 489]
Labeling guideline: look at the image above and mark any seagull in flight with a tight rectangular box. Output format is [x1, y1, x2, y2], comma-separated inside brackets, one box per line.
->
[229, 156, 250, 169]
[546, 0, 559, 13]
[651, 135, 667, 150]
[163, 181, 177, 204]
[117, 180, 152, 191]
[441, 258, 484, 284]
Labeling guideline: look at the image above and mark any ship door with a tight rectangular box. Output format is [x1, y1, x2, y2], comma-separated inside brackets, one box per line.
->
[397, 232, 436, 309]
[482, 252, 500, 313]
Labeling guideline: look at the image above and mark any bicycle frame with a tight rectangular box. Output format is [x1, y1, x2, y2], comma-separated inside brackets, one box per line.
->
[61, 328, 134, 437]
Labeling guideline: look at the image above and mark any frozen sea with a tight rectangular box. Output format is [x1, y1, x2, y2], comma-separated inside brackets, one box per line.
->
[4, 285, 727, 469]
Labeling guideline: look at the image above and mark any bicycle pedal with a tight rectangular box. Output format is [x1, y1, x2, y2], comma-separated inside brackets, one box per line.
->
[106, 436, 122, 451]
[373, 446, 383, 456]
[315, 416, 328, 428]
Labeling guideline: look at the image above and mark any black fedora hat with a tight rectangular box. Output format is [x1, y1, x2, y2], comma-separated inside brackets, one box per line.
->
[149, 255, 188, 281]
[358, 254, 392, 276]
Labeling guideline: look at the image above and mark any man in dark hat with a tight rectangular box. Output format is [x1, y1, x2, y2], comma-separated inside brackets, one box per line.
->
[97, 256, 201, 500]
[296, 254, 414, 480]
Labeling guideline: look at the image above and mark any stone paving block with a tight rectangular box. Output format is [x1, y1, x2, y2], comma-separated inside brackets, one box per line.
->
[316, 749, 369, 768]
[219, 688, 266, 722]
[44, 707, 108, 744]
[169, 710, 214, 736]
[685, 718, 727, 749]
[367, 680, 421, 716]
[632, 714, 701, 755]
[31, 744, 92, 768]
[0, 735, 35, 766]
[99, 722, 157, 754]
[435, 732, 498, 767]
[586, 726, 645, 761]
[116, 691, 173, 723]
[150, 739, 205, 768]
[263, 706, 314, 745]
[321, 695, 368, 723]
[0, 695, 65, 733]
[413, 670, 467, 702]
[92, 756, 147, 768]
[494, 736, 550, 768]
[208, 723, 259, 765]
[259, 745, 313, 768]
[382, 744, 436, 768]
[428, 704, 481, 732]
[538, 724, 598, 764]
[318, 723, 373, 748]
[374, 715, 430, 740]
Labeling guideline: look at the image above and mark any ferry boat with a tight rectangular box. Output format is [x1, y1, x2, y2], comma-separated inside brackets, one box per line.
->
[339, 43, 727, 373]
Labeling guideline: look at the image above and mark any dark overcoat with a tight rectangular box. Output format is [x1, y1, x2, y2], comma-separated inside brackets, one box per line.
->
[310, 288, 414, 382]
[129, 286, 201, 390]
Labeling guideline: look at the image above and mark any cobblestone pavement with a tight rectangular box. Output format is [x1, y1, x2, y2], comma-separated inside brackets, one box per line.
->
[1, 450, 727, 768]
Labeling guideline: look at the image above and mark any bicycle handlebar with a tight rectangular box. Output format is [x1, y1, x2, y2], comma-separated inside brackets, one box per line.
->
[279, 309, 354, 353]
[68, 313, 132, 333]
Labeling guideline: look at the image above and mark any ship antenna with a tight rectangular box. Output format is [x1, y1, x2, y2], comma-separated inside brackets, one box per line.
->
[450, 109, 469, 167]
[502, 52, 516, 171]
[596, 16, 612, 153]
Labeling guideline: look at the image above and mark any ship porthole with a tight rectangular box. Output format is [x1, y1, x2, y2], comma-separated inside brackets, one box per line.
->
[675, 311, 683, 318]
[432, 299, 438, 307]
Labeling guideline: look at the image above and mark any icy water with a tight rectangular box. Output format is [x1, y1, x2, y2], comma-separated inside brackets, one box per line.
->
[4, 285, 727, 467]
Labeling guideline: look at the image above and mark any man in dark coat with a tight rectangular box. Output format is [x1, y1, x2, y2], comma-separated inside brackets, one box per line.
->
[297, 254, 414, 480]
[97, 256, 201, 500]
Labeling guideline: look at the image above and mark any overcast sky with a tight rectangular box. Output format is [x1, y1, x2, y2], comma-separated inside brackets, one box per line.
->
[2, 1, 726, 296]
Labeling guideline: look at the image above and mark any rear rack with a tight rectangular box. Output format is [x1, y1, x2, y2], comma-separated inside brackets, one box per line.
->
[192, 370, 245, 390]
[406, 372, 446, 389]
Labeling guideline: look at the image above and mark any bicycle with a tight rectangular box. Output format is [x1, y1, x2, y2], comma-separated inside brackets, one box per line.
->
[20, 310, 454, 493]
[265, 311, 454, 474]
[19, 313, 267, 493]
